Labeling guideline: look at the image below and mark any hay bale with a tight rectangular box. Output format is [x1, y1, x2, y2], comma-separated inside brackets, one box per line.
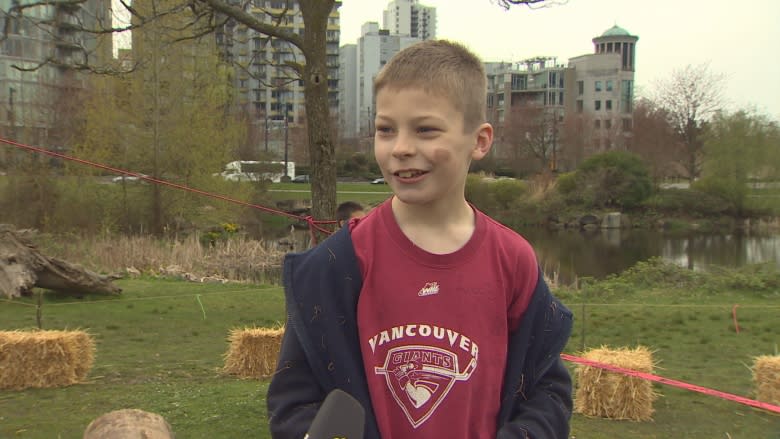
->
[223, 326, 284, 378]
[83, 409, 174, 439]
[0, 329, 95, 390]
[754, 355, 780, 405]
[574, 345, 658, 421]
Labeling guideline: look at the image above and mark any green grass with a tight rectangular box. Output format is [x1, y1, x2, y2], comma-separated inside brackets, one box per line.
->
[2, 264, 780, 438]
[0, 278, 284, 438]
[269, 181, 391, 207]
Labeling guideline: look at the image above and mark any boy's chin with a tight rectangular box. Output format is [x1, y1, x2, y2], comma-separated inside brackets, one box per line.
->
[392, 191, 464, 209]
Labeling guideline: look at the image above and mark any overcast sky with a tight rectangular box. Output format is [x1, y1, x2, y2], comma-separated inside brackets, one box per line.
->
[339, 0, 780, 121]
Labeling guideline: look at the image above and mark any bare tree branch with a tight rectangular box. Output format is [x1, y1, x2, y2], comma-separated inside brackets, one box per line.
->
[494, 0, 568, 10]
[195, 0, 304, 54]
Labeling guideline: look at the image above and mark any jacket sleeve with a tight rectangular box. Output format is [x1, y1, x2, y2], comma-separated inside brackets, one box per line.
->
[497, 273, 573, 439]
[266, 324, 326, 439]
[496, 356, 573, 439]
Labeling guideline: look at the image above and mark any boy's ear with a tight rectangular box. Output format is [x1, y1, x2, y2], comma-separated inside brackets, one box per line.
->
[471, 123, 493, 160]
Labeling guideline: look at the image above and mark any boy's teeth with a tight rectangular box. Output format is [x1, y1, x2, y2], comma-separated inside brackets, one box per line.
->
[398, 171, 414, 178]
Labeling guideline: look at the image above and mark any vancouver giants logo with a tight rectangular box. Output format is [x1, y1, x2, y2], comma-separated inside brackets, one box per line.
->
[374, 345, 477, 428]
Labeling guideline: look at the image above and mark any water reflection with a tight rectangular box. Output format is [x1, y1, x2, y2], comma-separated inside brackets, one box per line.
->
[519, 228, 780, 283]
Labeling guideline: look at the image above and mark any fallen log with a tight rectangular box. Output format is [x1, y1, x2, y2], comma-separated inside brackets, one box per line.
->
[0, 225, 121, 299]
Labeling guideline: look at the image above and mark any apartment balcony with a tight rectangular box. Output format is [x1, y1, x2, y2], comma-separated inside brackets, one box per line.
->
[55, 37, 82, 51]
[55, 2, 81, 14]
[511, 84, 549, 92]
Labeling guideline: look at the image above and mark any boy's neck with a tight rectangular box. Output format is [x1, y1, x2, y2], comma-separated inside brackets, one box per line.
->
[390, 196, 476, 254]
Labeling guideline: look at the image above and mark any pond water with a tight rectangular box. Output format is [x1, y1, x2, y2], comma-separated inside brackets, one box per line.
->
[519, 227, 780, 283]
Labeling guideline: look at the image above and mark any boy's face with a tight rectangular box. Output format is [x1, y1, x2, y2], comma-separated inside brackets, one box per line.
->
[373, 87, 492, 209]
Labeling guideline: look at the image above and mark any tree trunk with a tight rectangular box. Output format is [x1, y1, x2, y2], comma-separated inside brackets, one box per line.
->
[301, 0, 337, 229]
[0, 225, 121, 299]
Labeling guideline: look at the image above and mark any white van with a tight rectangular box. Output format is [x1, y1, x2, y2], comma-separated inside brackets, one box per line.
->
[217, 161, 295, 183]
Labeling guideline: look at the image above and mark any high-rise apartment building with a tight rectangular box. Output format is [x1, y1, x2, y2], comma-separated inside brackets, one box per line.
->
[339, 0, 436, 139]
[383, 0, 436, 40]
[0, 0, 111, 149]
[218, 0, 341, 156]
[340, 22, 419, 138]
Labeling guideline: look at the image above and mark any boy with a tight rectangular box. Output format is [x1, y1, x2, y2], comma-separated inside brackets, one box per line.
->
[336, 201, 366, 227]
[267, 40, 572, 438]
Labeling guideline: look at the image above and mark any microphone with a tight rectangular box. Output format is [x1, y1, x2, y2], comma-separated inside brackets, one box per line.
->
[303, 389, 365, 439]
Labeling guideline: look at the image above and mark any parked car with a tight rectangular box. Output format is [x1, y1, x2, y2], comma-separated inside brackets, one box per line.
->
[292, 174, 310, 183]
[112, 174, 148, 183]
[371, 177, 386, 184]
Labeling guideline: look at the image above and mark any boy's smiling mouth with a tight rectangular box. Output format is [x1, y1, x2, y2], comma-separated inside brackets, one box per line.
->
[395, 169, 428, 179]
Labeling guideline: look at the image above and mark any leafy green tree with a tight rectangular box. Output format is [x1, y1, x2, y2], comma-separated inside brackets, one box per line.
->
[696, 110, 779, 216]
[569, 151, 653, 209]
[123, 5, 246, 234]
[71, 22, 247, 234]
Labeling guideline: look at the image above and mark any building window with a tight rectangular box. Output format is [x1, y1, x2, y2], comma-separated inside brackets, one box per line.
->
[622, 118, 632, 131]
[577, 80, 584, 95]
[595, 81, 602, 92]
[594, 119, 601, 129]
[512, 74, 527, 90]
[606, 100, 613, 111]
[621, 80, 633, 113]
[576, 100, 583, 113]
[605, 119, 612, 130]
[606, 80, 614, 91]
[559, 92, 564, 106]
[595, 100, 601, 111]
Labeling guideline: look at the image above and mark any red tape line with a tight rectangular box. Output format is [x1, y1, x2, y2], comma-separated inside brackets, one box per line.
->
[561, 353, 780, 414]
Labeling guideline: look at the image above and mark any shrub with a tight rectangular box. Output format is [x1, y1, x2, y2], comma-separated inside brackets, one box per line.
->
[556, 171, 577, 195]
[573, 151, 654, 209]
[644, 188, 731, 217]
[492, 179, 527, 210]
[465, 174, 495, 211]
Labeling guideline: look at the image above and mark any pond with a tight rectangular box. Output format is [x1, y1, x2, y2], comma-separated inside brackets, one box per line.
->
[519, 227, 780, 283]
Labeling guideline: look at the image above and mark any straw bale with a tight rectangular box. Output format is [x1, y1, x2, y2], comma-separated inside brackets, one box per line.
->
[753, 355, 780, 405]
[223, 326, 284, 378]
[574, 345, 658, 421]
[83, 409, 174, 439]
[0, 329, 95, 390]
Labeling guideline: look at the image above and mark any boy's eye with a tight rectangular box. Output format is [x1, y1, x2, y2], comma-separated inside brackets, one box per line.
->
[375, 126, 393, 134]
[417, 126, 438, 134]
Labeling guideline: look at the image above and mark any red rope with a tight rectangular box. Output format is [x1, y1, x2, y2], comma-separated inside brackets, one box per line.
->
[561, 353, 780, 414]
[0, 137, 338, 238]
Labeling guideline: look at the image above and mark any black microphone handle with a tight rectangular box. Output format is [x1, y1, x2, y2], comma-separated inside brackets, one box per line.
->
[303, 388, 365, 439]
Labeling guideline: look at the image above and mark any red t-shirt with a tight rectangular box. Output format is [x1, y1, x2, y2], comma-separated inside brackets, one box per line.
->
[352, 200, 538, 438]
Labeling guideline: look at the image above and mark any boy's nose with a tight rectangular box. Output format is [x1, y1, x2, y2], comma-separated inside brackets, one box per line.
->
[391, 132, 416, 158]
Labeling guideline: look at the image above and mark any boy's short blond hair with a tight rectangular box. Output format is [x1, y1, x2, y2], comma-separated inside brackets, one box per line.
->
[374, 40, 487, 132]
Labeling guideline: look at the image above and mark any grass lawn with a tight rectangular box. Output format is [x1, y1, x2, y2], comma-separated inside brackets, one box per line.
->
[269, 181, 392, 207]
[1, 265, 779, 438]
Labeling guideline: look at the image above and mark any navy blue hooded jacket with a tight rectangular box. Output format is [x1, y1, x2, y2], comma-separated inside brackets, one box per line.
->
[267, 225, 573, 438]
